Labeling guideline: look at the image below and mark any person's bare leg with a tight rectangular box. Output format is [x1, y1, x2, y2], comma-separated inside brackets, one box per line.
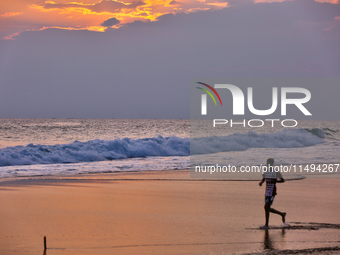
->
[270, 208, 286, 223]
[265, 205, 270, 226]
[282, 212, 286, 223]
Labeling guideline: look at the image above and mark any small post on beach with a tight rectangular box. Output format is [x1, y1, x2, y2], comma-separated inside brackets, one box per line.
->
[44, 236, 47, 250]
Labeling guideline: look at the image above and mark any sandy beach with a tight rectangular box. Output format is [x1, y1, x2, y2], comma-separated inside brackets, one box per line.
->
[0, 170, 339, 255]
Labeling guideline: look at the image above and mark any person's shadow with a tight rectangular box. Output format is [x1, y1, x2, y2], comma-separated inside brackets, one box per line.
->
[263, 228, 286, 250]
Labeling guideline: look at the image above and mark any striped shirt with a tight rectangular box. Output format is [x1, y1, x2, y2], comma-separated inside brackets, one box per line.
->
[263, 171, 282, 196]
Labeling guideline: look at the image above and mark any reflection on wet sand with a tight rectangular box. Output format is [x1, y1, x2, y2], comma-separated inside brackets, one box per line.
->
[263, 228, 286, 251]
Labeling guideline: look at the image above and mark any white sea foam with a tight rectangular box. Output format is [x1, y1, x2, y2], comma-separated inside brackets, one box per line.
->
[0, 129, 326, 167]
[0, 156, 190, 178]
[190, 128, 325, 155]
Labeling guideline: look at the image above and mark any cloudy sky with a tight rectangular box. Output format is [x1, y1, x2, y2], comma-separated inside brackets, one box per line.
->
[0, 0, 339, 119]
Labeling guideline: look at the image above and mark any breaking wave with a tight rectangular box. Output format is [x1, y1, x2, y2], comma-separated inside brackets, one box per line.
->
[0, 128, 326, 167]
[0, 136, 189, 167]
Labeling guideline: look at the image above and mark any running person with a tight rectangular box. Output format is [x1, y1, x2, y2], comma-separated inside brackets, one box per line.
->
[259, 158, 286, 229]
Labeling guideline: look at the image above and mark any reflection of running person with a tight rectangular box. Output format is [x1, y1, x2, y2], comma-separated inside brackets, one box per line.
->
[259, 158, 286, 229]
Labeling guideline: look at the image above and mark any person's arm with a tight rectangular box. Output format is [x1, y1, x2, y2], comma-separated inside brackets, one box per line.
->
[276, 172, 285, 183]
[259, 178, 265, 186]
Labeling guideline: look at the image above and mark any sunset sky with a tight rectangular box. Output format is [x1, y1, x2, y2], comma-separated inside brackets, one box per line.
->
[1, 0, 230, 40]
[0, 0, 339, 118]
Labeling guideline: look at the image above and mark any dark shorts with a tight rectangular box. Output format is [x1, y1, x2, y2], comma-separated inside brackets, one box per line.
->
[265, 196, 275, 207]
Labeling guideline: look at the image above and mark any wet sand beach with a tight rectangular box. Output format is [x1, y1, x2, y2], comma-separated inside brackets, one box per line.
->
[0, 170, 339, 255]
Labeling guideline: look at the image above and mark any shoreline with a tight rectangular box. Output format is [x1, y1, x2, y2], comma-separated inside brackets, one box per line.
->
[0, 170, 339, 254]
[2, 162, 337, 184]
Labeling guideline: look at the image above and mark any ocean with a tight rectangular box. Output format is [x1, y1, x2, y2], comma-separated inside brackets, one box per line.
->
[0, 119, 339, 178]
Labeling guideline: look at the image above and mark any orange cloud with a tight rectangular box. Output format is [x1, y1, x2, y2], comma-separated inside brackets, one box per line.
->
[315, 0, 338, 3]
[2, 0, 338, 40]
[1, 12, 23, 17]
[0, 0, 229, 39]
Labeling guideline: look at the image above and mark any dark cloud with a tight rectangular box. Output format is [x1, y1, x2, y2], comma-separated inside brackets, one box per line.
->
[130, 1, 145, 8]
[101, 17, 120, 27]
[0, 0, 339, 118]
[169, 1, 181, 5]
